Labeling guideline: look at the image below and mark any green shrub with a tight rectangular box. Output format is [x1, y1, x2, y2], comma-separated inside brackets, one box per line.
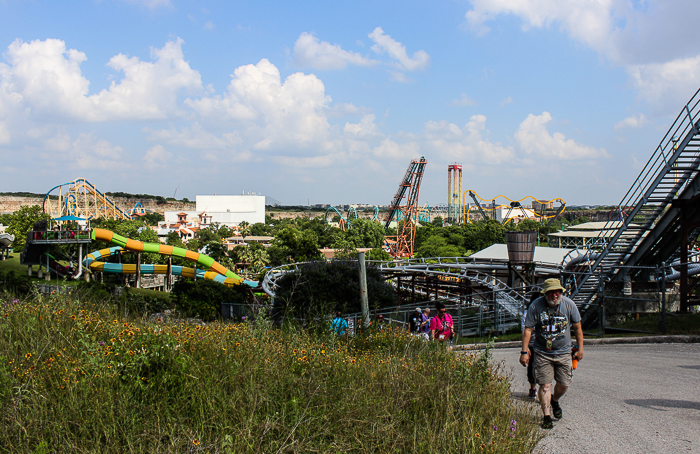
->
[170, 279, 249, 320]
[273, 260, 397, 322]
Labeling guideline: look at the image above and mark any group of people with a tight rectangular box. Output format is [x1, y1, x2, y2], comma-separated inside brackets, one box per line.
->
[408, 302, 455, 345]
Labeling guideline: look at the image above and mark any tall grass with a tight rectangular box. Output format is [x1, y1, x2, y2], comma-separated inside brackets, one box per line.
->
[0, 290, 542, 453]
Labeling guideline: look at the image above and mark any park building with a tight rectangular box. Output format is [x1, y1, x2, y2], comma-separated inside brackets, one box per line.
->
[159, 194, 266, 240]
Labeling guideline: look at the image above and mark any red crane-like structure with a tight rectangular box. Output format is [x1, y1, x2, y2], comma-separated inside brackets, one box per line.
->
[384, 157, 428, 258]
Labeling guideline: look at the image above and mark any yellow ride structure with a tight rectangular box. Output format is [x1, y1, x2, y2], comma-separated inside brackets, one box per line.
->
[464, 190, 566, 225]
[43, 178, 131, 221]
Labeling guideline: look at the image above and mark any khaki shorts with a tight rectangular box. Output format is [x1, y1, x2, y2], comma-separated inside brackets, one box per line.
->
[534, 352, 573, 386]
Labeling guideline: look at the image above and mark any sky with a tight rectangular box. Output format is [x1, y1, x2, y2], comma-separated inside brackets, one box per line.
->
[1, 0, 699, 208]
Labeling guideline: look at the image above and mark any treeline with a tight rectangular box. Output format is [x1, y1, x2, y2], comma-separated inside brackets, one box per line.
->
[413, 216, 590, 258]
[105, 192, 192, 204]
[0, 192, 57, 199]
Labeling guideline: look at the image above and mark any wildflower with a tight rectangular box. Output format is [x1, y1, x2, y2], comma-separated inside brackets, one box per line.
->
[24, 353, 32, 359]
[192, 439, 200, 446]
[474, 433, 480, 439]
[511, 420, 517, 426]
[493, 426, 498, 431]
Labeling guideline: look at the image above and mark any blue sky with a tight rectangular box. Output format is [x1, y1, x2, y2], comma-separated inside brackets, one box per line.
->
[1, 0, 699, 207]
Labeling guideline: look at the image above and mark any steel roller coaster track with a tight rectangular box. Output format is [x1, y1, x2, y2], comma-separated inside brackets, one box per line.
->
[464, 191, 566, 225]
[43, 178, 131, 220]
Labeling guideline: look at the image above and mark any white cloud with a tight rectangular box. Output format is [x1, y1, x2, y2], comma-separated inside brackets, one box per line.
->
[185, 58, 331, 150]
[43, 133, 131, 171]
[423, 116, 514, 164]
[614, 113, 647, 130]
[501, 96, 513, 106]
[464, 0, 700, 114]
[293, 32, 377, 70]
[145, 123, 242, 150]
[0, 38, 203, 122]
[143, 144, 172, 169]
[89, 38, 203, 120]
[515, 112, 609, 160]
[465, 0, 620, 55]
[124, 0, 172, 9]
[452, 93, 477, 106]
[368, 27, 430, 71]
[204, 21, 215, 31]
[275, 154, 337, 168]
[344, 114, 383, 140]
[372, 138, 420, 159]
[0, 122, 9, 144]
[627, 57, 700, 115]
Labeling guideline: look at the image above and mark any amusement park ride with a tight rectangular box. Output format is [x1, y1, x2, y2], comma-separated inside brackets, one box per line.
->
[43, 178, 153, 221]
[464, 191, 566, 225]
[383, 157, 428, 257]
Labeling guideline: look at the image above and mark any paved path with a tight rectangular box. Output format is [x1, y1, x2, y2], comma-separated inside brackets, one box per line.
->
[491, 343, 700, 454]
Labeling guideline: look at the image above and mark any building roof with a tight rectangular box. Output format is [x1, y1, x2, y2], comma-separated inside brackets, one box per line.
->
[566, 221, 640, 230]
[470, 243, 575, 265]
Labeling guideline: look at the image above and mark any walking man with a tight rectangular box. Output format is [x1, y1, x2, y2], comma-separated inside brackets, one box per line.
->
[520, 279, 584, 429]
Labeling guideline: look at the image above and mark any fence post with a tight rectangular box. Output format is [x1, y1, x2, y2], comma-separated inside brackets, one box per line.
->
[358, 252, 370, 330]
[661, 261, 667, 333]
[598, 278, 605, 337]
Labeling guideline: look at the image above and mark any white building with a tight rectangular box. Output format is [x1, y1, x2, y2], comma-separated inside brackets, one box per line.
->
[160, 195, 266, 240]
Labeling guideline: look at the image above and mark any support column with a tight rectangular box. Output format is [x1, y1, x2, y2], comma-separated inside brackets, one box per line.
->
[136, 252, 141, 289]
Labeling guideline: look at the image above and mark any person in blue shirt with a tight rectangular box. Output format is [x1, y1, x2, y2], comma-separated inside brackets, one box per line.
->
[331, 311, 348, 336]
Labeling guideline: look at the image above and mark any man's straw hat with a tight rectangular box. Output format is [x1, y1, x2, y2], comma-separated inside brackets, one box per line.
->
[541, 278, 566, 294]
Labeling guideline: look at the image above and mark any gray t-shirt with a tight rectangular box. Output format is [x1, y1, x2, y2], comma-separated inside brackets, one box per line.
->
[524, 295, 581, 356]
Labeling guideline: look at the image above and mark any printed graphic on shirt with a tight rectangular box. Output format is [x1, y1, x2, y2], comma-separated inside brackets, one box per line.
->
[538, 310, 569, 343]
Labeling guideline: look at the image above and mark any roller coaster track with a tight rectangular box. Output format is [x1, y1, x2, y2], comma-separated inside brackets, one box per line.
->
[570, 88, 700, 308]
[384, 157, 428, 257]
[324, 206, 358, 231]
[263, 257, 562, 319]
[464, 191, 566, 225]
[43, 178, 131, 220]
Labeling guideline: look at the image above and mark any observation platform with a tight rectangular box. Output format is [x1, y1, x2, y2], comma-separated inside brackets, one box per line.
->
[26, 230, 92, 245]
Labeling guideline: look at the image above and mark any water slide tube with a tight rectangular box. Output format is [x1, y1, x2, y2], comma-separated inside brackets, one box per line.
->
[84, 228, 256, 287]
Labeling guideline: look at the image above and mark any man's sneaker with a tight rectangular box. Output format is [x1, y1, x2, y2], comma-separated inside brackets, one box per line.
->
[551, 400, 563, 419]
[542, 416, 553, 429]
[528, 388, 537, 399]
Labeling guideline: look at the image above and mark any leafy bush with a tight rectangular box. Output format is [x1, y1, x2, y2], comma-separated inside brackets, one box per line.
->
[120, 287, 171, 315]
[0, 270, 33, 295]
[274, 260, 397, 322]
[170, 279, 248, 320]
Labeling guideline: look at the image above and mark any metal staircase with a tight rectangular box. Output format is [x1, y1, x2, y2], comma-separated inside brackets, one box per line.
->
[571, 88, 700, 307]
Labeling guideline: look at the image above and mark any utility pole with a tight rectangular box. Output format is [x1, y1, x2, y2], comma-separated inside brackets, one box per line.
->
[358, 252, 370, 330]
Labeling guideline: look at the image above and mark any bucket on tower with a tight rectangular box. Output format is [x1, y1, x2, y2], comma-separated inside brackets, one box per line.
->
[505, 230, 537, 263]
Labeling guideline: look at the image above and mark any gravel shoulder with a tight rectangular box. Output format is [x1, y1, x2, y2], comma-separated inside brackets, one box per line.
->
[491, 343, 700, 454]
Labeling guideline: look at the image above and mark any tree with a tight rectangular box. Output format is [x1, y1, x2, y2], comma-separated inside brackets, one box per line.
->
[344, 219, 384, 249]
[142, 212, 164, 226]
[249, 222, 269, 236]
[238, 221, 250, 239]
[273, 260, 397, 322]
[267, 227, 322, 265]
[171, 279, 248, 321]
[6, 205, 50, 250]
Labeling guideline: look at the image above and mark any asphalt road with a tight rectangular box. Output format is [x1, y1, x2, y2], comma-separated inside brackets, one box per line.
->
[491, 343, 700, 454]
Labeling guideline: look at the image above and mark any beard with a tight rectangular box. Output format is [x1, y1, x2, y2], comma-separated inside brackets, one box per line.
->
[546, 294, 561, 306]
